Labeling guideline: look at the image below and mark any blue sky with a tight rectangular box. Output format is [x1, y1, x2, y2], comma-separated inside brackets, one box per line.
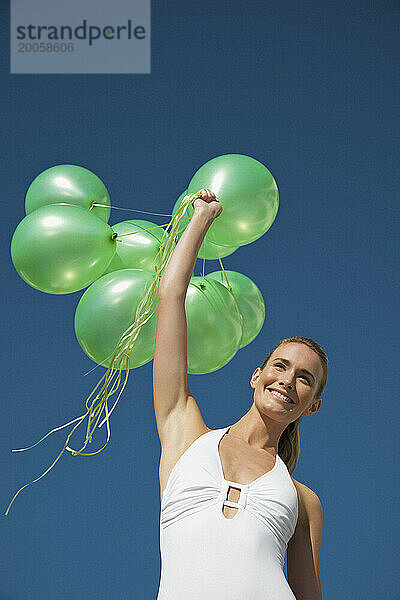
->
[1, 1, 399, 598]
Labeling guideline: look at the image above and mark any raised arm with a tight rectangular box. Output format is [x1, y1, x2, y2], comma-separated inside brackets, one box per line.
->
[153, 190, 222, 458]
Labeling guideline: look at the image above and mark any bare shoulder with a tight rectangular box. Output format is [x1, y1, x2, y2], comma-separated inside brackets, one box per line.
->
[291, 477, 322, 504]
[291, 477, 323, 525]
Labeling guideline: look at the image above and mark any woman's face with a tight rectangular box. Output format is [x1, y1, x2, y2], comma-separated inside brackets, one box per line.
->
[250, 342, 323, 422]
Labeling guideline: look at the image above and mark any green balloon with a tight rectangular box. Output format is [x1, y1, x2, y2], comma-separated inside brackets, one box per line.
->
[206, 270, 265, 349]
[11, 204, 116, 294]
[75, 269, 158, 369]
[172, 191, 238, 260]
[102, 219, 165, 275]
[185, 276, 242, 374]
[187, 154, 279, 247]
[25, 165, 111, 222]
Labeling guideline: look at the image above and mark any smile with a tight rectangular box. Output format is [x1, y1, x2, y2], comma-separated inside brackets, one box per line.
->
[267, 388, 295, 404]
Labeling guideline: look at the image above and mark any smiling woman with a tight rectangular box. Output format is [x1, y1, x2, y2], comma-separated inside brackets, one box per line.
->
[153, 189, 328, 600]
[259, 336, 328, 474]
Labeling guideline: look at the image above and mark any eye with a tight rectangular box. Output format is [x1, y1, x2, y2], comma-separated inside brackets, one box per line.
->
[299, 374, 311, 384]
[274, 362, 285, 369]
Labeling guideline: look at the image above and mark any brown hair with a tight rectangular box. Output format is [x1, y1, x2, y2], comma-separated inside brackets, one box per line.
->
[260, 336, 328, 475]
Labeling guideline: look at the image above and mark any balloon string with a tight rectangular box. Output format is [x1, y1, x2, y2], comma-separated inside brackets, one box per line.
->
[92, 203, 173, 217]
[115, 218, 190, 240]
[5, 407, 91, 516]
[218, 256, 232, 291]
[5, 192, 202, 515]
[5, 356, 133, 515]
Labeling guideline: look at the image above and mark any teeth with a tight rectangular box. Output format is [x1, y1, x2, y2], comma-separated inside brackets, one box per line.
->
[269, 389, 293, 404]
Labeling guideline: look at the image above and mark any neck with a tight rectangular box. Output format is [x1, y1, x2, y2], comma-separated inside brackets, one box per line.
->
[228, 403, 290, 453]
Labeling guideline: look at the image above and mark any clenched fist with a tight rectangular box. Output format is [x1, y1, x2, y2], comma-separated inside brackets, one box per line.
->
[192, 188, 223, 220]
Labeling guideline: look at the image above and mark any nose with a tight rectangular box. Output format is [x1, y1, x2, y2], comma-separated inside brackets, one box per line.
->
[279, 378, 294, 390]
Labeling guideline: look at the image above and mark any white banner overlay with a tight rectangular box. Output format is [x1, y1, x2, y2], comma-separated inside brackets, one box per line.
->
[10, 0, 151, 74]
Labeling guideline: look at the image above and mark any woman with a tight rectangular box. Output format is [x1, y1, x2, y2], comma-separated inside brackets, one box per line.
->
[153, 189, 326, 599]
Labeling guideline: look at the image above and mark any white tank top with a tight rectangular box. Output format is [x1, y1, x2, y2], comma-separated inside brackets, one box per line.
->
[157, 426, 299, 600]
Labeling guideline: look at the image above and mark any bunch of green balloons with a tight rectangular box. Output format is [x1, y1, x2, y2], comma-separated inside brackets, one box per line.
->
[11, 154, 278, 376]
[6, 154, 279, 515]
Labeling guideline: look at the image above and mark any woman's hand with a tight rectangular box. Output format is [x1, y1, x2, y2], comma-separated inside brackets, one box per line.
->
[192, 188, 223, 220]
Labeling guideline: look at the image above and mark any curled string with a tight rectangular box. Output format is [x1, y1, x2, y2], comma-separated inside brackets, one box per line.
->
[5, 192, 202, 516]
